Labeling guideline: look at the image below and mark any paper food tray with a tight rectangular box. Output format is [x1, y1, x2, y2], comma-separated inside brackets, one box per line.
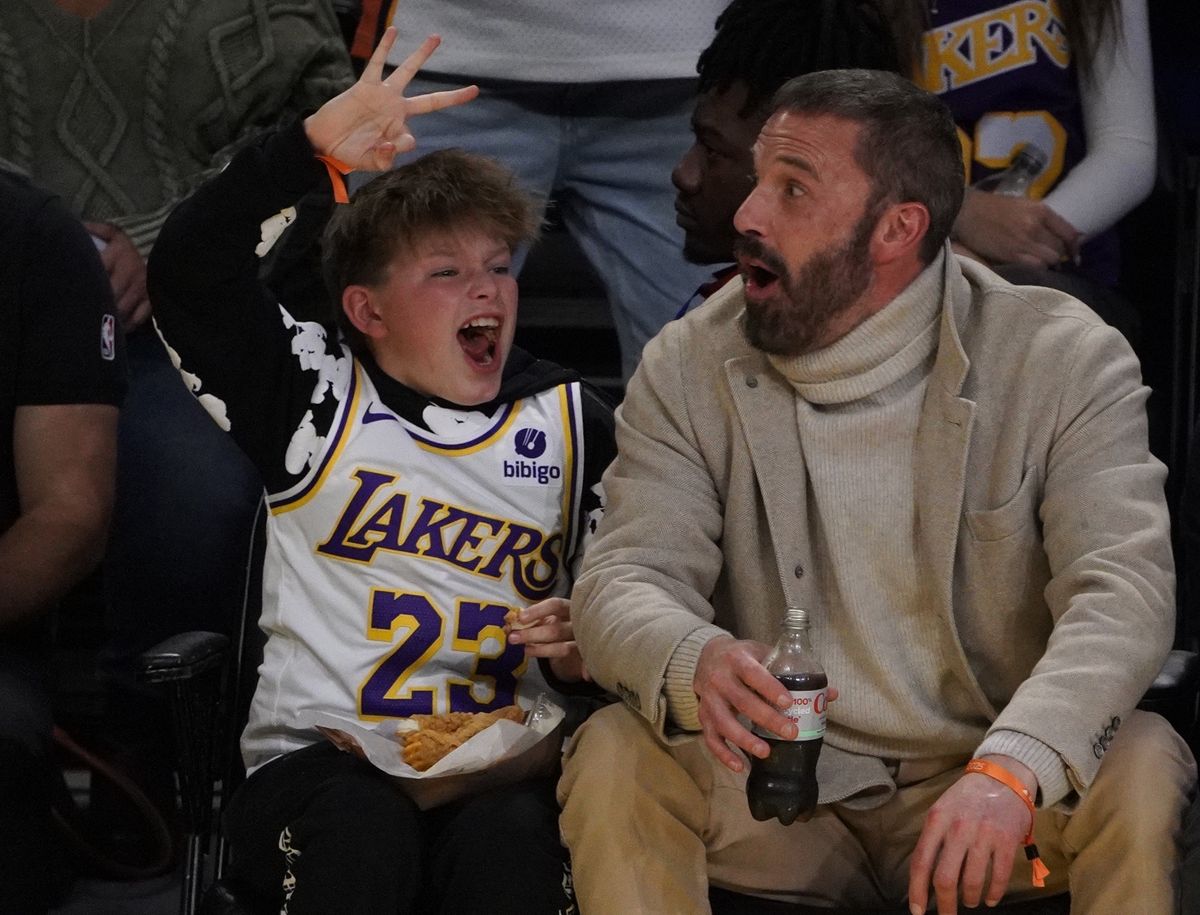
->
[298, 695, 565, 809]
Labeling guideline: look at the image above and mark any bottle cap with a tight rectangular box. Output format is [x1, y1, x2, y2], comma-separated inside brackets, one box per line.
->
[1013, 142, 1048, 172]
[784, 606, 810, 628]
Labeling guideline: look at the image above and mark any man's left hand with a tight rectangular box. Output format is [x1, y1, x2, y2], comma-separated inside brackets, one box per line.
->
[907, 755, 1037, 914]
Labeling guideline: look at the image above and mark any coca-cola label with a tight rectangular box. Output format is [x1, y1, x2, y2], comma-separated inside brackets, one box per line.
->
[754, 688, 827, 741]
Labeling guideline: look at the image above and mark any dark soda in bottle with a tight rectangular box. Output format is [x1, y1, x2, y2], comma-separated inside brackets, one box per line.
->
[747, 607, 827, 825]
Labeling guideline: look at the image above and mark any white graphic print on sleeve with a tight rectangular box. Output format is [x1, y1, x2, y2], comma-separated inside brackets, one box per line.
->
[285, 409, 324, 477]
[154, 324, 232, 431]
[281, 307, 350, 406]
[255, 206, 297, 258]
[274, 306, 352, 477]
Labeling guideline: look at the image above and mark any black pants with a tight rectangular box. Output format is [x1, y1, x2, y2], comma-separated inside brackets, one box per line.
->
[0, 641, 54, 915]
[225, 742, 574, 914]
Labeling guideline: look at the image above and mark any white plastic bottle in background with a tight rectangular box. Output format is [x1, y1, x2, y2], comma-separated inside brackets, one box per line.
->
[973, 143, 1049, 197]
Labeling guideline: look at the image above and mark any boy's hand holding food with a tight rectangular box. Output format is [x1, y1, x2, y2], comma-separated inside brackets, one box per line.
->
[505, 597, 589, 684]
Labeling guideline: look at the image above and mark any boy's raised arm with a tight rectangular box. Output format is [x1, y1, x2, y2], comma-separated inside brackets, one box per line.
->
[147, 28, 477, 489]
[303, 28, 479, 170]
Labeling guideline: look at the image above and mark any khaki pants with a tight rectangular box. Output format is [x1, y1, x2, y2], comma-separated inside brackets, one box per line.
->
[558, 705, 1196, 914]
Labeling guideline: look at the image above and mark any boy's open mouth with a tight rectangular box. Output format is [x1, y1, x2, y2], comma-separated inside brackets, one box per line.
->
[458, 316, 500, 366]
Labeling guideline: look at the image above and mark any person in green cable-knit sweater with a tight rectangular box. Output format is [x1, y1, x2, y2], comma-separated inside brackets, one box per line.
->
[1, 0, 353, 328]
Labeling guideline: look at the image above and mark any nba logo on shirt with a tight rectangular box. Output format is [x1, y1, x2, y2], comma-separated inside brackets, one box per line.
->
[100, 314, 116, 361]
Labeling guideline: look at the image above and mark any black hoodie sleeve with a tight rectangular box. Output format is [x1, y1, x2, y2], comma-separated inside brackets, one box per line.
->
[574, 380, 618, 561]
[147, 118, 348, 492]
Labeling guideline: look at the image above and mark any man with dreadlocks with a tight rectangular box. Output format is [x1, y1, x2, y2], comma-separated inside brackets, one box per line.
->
[673, 0, 900, 316]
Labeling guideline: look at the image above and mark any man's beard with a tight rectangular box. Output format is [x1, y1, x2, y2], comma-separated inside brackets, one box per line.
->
[737, 205, 879, 357]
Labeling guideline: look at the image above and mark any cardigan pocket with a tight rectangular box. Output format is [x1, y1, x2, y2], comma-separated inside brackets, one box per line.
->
[965, 465, 1040, 543]
[957, 464, 1052, 704]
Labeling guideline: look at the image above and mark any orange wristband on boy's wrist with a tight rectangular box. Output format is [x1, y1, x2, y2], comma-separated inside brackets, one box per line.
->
[964, 758, 1051, 888]
[316, 154, 353, 204]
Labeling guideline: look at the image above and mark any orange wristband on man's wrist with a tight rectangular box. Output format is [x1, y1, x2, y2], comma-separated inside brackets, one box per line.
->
[965, 758, 1051, 887]
[316, 154, 353, 204]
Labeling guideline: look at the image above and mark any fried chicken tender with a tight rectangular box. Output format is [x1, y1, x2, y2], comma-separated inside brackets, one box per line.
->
[408, 711, 476, 734]
[402, 704, 525, 772]
[503, 607, 527, 630]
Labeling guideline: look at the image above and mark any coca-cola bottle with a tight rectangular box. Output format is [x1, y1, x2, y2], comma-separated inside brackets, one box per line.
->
[746, 606, 828, 825]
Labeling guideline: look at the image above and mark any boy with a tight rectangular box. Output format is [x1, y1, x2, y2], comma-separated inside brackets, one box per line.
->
[148, 31, 612, 914]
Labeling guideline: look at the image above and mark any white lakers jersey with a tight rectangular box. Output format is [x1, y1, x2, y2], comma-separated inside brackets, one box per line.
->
[242, 361, 588, 772]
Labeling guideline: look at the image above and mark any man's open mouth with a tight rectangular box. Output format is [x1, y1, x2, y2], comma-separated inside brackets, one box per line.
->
[458, 316, 501, 367]
[740, 260, 780, 293]
[734, 237, 788, 298]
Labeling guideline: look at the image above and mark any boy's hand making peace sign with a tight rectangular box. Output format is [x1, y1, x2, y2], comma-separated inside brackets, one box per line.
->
[304, 27, 479, 171]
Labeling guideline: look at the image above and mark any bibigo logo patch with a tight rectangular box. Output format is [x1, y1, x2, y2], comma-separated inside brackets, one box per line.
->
[514, 427, 547, 459]
[505, 427, 559, 485]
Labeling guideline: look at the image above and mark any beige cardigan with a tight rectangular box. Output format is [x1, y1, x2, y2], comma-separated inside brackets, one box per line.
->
[572, 249, 1174, 807]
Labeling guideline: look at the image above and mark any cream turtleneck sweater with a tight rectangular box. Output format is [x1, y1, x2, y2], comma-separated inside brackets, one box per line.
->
[768, 254, 988, 764]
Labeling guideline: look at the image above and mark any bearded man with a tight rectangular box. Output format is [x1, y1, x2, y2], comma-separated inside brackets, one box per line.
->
[558, 69, 1195, 915]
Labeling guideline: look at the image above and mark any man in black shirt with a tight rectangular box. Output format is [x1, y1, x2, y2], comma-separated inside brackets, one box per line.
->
[0, 169, 126, 913]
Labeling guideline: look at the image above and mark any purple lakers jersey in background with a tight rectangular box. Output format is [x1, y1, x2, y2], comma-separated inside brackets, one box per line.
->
[919, 0, 1119, 285]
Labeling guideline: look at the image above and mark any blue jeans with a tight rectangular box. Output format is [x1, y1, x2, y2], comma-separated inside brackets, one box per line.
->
[362, 75, 713, 379]
[100, 330, 262, 734]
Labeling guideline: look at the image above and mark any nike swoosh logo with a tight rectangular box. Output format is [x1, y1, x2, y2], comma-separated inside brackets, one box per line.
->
[363, 403, 399, 424]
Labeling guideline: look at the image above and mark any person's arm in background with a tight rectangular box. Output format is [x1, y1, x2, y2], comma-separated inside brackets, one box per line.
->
[0, 404, 117, 626]
[93, 0, 356, 331]
[952, 0, 1153, 268]
[0, 181, 125, 627]
[1041, 0, 1155, 237]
